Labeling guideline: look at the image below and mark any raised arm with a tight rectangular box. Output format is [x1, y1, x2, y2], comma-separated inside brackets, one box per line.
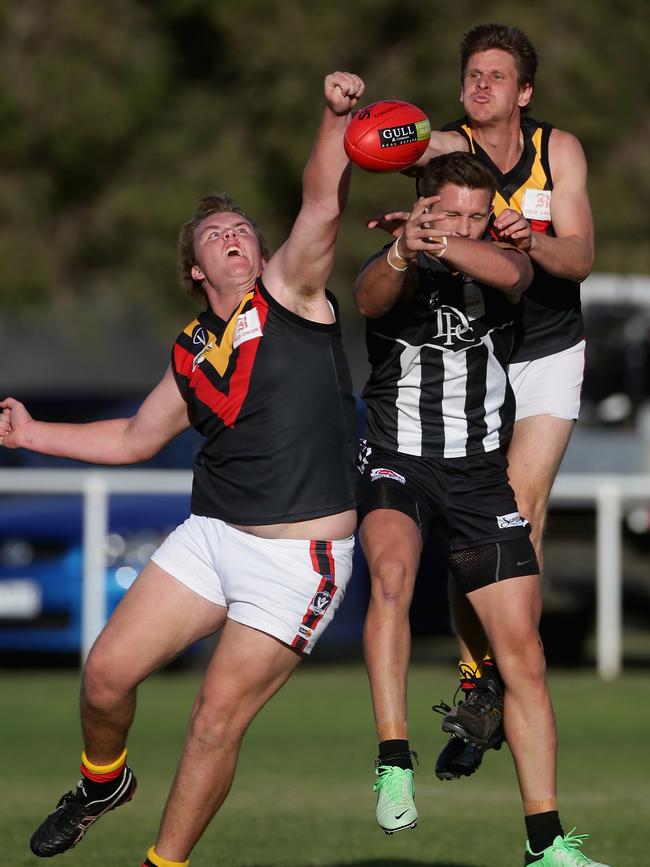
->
[262, 71, 364, 307]
[403, 129, 469, 175]
[493, 129, 594, 282]
[353, 233, 418, 319]
[437, 237, 532, 302]
[0, 366, 191, 464]
[354, 196, 532, 318]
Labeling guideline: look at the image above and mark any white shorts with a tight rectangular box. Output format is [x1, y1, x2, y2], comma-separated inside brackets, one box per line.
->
[508, 339, 585, 422]
[151, 515, 354, 655]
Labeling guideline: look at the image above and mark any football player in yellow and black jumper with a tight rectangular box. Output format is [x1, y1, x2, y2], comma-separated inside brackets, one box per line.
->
[403, 22, 602, 867]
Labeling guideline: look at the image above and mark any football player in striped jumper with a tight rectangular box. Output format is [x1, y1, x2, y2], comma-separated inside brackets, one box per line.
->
[358, 151, 609, 867]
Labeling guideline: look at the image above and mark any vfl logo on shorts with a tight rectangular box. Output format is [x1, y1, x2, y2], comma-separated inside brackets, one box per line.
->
[496, 512, 529, 530]
[309, 589, 333, 617]
[371, 467, 406, 484]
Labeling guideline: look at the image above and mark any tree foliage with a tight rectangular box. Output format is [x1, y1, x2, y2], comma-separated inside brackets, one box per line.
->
[0, 0, 647, 341]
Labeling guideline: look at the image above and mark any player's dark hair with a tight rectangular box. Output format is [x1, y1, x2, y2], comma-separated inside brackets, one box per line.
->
[416, 152, 496, 201]
[178, 193, 270, 303]
[460, 23, 538, 90]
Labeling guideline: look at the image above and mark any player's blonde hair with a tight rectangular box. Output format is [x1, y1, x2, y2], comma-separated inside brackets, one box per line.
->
[460, 23, 538, 106]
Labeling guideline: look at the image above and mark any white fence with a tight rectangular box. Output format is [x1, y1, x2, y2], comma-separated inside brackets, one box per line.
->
[1, 468, 649, 679]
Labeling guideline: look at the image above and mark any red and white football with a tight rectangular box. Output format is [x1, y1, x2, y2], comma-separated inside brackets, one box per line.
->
[344, 100, 431, 173]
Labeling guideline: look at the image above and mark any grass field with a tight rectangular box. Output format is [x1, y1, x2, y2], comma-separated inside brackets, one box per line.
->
[2, 661, 647, 866]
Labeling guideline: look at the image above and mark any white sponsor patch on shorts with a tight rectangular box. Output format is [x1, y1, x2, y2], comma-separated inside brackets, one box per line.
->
[522, 188, 551, 221]
[370, 467, 406, 484]
[496, 511, 529, 529]
[233, 308, 263, 348]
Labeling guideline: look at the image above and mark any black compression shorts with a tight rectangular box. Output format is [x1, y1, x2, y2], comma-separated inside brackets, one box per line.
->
[358, 441, 532, 553]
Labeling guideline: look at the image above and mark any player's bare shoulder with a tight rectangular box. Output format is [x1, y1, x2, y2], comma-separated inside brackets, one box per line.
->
[548, 127, 588, 179]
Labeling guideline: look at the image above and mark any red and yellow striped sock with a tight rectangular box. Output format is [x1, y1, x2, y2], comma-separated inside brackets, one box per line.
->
[143, 845, 190, 867]
[81, 747, 127, 783]
[480, 652, 497, 677]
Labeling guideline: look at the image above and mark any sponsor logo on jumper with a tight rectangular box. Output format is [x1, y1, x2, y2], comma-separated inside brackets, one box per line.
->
[430, 305, 479, 348]
[370, 467, 406, 484]
[496, 512, 530, 530]
[192, 338, 215, 371]
[522, 188, 551, 221]
[192, 326, 208, 346]
[233, 308, 263, 349]
[309, 590, 333, 617]
[298, 626, 313, 638]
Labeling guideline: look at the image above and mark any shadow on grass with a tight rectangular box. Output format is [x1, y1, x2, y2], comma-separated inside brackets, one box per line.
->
[246, 862, 484, 867]
[331, 862, 484, 867]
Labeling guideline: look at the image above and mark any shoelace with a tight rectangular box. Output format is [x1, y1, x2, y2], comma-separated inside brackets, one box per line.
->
[431, 699, 452, 716]
[48, 788, 92, 829]
[458, 661, 480, 682]
[373, 765, 413, 801]
[57, 788, 85, 809]
[432, 663, 481, 715]
[554, 829, 596, 864]
[462, 678, 502, 715]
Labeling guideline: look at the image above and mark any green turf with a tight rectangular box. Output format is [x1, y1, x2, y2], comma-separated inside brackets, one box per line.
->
[2, 662, 646, 866]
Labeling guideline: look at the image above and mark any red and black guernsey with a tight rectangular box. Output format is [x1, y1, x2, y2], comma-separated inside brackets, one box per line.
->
[172, 278, 358, 525]
[443, 115, 584, 363]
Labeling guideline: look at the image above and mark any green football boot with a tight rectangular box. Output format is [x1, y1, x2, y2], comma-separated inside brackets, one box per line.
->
[525, 829, 611, 866]
[373, 764, 417, 835]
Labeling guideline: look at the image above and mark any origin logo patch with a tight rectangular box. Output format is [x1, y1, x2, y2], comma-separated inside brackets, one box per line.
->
[370, 467, 406, 484]
[496, 511, 529, 529]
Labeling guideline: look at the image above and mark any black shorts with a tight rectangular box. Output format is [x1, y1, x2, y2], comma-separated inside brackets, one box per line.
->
[358, 441, 531, 554]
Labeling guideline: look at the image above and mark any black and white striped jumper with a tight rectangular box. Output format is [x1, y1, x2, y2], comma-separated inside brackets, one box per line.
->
[362, 251, 519, 459]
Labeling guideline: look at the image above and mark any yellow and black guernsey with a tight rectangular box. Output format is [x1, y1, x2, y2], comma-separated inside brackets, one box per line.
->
[443, 115, 584, 362]
[172, 278, 358, 525]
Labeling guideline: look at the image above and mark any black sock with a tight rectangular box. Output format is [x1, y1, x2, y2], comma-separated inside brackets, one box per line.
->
[378, 739, 412, 770]
[79, 767, 125, 800]
[525, 811, 563, 856]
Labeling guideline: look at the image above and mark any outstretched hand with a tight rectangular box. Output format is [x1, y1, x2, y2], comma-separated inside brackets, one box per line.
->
[398, 196, 447, 259]
[0, 398, 30, 449]
[366, 197, 448, 259]
[324, 71, 365, 116]
[366, 210, 409, 239]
